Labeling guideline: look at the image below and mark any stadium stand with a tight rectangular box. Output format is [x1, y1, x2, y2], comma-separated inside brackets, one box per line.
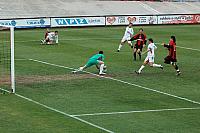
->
[0, 0, 199, 19]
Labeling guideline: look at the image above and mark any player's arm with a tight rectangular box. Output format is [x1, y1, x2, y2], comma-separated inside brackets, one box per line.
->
[141, 48, 150, 55]
[129, 34, 138, 41]
[143, 34, 147, 47]
[55, 35, 58, 44]
[162, 42, 171, 48]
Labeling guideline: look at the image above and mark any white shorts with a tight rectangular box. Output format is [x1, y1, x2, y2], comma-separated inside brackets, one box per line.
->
[121, 36, 131, 43]
[47, 36, 54, 41]
[144, 56, 154, 63]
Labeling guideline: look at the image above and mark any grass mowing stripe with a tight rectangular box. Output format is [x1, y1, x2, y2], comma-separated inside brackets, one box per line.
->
[29, 58, 200, 106]
[0, 87, 114, 133]
[72, 107, 200, 117]
[15, 38, 200, 52]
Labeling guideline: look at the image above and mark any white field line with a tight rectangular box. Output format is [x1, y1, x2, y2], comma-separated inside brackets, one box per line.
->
[14, 38, 200, 52]
[0, 88, 114, 133]
[139, 2, 161, 14]
[4, 58, 28, 61]
[14, 37, 118, 43]
[155, 43, 200, 52]
[29, 59, 200, 106]
[72, 107, 200, 117]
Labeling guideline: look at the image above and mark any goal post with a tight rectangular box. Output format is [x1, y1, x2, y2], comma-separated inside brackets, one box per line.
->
[10, 27, 15, 93]
[0, 26, 15, 93]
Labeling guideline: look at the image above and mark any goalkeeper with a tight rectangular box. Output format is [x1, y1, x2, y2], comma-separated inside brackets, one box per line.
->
[72, 51, 106, 75]
[41, 31, 58, 45]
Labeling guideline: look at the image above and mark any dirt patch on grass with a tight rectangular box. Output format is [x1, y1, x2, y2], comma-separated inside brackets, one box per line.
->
[0, 76, 11, 85]
[0, 74, 96, 85]
[16, 74, 96, 84]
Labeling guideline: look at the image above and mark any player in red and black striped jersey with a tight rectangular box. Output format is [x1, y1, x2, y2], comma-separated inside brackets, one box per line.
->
[45, 28, 50, 39]
[130, 28, 147, 61]
[162, 36, 181, 76]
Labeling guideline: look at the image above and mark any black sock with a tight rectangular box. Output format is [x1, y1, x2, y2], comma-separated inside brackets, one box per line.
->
[175, 65, 180, 72]
[138, 52, 141, 60]
[134, 52, 136, 60]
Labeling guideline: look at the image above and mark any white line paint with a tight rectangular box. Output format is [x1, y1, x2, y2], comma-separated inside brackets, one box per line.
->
[72, 107, 200, 117]
[29, 59, 200, 106]
[156, 43, 200, 52]
[4, 59, 28, 61]
[139, 2, 161, 14]
[0, 87, 114, 133]
[14, 37, 118, 43]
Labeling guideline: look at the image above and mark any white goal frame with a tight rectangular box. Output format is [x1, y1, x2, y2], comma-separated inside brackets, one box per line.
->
[0, 26, 15, 93]
[10, 27, 15, 93]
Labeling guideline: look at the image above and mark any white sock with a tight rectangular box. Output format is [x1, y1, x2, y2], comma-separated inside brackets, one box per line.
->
[118, 44, 123, 50]
[99, 64, 104, 74]
[153, 64, 162, 68]
[138, 65, 145, 73]
[128, 41, 133, 46]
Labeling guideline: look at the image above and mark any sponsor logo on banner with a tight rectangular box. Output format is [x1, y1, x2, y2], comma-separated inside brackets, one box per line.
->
[106, 16, 157, 25]
[158, 15, 200, 24]
[0, 18, 50, 28]
[0, 20, 16, 26]
[26, 19, 46, 25]
[107, 17, 116, 25]
[51, 17, 105, 27]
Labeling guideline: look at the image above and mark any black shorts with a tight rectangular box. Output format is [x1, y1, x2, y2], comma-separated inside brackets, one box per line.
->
[134, 44, 143, 51]
[164, 56, 177, 64]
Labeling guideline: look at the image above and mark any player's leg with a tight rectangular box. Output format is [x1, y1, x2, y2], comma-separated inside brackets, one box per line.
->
[97, 61, 106, 75]
[136, 48, 142, 60]
[164, 56, 171, 64]
[133, 46, 137, 61]
[72, 65, 86, 73]
[127, 40, 133, 48]
[149, 57, 163, 69]
[41, 35, 50, 44]
[135, 57, 148, 74]
[171, 62, 181, 75]
[117, 37, 126, 52]
[72, 59, 93, 73]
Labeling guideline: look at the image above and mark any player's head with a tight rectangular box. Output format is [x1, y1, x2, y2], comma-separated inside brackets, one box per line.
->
[128, 23, 133, 27]
[55, 31, 58, 35]
[170, 35, 176, 43]
[99, 51, 103, 54]
[148, 38, 153, 43]
[46, 28, 50, 32]
[139, 28, 143, 34]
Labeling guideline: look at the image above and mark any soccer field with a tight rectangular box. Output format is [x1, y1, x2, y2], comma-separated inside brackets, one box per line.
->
[1, 25, 200, 133]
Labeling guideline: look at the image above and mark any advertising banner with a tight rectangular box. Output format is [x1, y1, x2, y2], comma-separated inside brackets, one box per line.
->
[51, 17, 105, 27]
[158, 14, 200, 24]
[0, 18, 50, 28]
[106, 16, 157, 25]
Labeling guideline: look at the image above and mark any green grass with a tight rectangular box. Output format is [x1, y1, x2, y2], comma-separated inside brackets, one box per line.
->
[1, 25, 200, 133]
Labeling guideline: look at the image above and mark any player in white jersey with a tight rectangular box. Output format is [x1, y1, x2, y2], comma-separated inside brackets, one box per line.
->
[41, 31, 58, 45]
[135, 38, 163, 74]
[117, 23, 134, 52]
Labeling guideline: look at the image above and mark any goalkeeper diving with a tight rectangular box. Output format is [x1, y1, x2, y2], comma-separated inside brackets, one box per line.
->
[72, 51, 107, 75]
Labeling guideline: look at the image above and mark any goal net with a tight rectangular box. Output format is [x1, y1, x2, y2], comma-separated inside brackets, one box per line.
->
[0, 26, 15, 93]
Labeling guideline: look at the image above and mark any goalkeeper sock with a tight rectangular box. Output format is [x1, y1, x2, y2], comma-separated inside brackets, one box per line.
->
[138, 65, 145, 73]
[99, 64, 105, 74]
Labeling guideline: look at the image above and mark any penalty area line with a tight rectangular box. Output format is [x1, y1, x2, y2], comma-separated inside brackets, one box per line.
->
[0, 87, 114, 133]
[72, 107, 200, 117]
[29, 58, 200, 106]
